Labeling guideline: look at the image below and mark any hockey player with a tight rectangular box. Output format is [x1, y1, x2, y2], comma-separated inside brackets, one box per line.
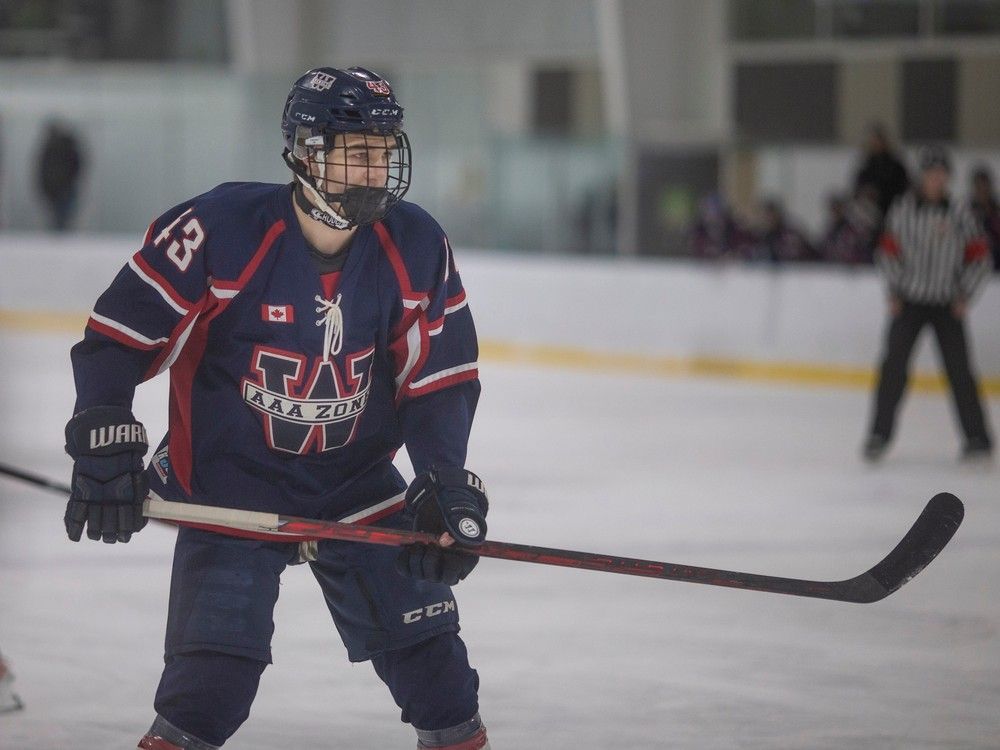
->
[63, 67, 491, 749]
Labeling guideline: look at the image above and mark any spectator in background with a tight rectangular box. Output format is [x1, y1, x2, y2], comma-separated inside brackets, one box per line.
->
[746, 199, 817, 264]
[0, 649, 23, 713]
[968, 165, 1000, 273]
[818, 192, 877, 265]
[687, 192, 752, 260]
[37, 121, 84, 231]
[864, 146, 993, 463]
[854, 123, 909, 220]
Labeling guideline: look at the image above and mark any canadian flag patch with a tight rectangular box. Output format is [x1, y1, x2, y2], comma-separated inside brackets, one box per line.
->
[262, 304, 294, 323]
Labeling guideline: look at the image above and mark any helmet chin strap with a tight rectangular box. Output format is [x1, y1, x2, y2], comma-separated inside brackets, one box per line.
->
[293, 176, 352, 230]
[283, 149, 353, 230]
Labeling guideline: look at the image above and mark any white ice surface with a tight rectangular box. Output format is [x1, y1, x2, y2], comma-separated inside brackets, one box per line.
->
[0, 329, 998, 749]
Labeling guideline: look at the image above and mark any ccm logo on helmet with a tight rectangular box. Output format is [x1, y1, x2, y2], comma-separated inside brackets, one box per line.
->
[371, 108, 400, 117]
[402, 599, 456, 624]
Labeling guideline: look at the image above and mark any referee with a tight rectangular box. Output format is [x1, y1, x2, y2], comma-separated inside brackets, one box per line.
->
[864, 146, 994, 461]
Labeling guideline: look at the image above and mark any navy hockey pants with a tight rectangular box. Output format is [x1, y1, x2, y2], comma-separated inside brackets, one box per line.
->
[154, 517, 480, 745]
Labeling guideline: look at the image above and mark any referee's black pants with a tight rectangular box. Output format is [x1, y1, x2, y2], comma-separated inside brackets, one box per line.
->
[870, 301, 991, 445]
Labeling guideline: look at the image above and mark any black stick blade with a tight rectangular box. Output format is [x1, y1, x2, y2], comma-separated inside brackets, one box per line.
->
[841, 493, 965, 604]
[475, 494, 965, 604]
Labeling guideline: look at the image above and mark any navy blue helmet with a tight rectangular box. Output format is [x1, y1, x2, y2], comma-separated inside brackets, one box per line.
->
[282, 67, 411, 229]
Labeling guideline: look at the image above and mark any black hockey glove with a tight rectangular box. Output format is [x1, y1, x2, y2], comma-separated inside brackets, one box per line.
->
[395, 467, 489, 586]
[64, 406, 149, 544]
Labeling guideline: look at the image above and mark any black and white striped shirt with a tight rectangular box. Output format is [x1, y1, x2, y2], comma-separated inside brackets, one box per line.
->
[878, 192, 992, 304]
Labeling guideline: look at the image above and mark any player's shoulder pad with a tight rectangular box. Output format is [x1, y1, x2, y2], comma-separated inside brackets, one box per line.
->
[378, 200, 452, 292]
[145, 182, 288, 275]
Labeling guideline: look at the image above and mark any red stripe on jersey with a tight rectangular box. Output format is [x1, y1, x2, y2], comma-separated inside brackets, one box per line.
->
[160, 220, 286, 493]
[374, 221, 447, 401]
[424, 289, 469, 334]
[320, 271, 341, 300]
[879, 232, 901, 257]
[407, 368, 479, 399]
[390, 304, 424, 341]
[394, 319, 431, 405]
[240, 220, 286, 286]
[388, 327, 411, 378]
[87, 317, 163, 351]
[964, 238, 988, 263]
[375, 222, 433, 339]
[133, 253, 192, 312]
[211, 220, 287, 296]
[166, 303, 215, 494]
[142, 295, 207, 382]
[374, 221, 413, 293]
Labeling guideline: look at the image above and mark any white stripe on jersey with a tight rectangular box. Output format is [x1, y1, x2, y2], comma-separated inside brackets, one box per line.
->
[427, 296, 468, 337]
[443, 236, 453, 283]
[394, 320, 425, 392]
[90, 312, 169, 347]
[154, 315, 200, 376]
[444, 296, 468, 316]
[211, 285, 239, 299]
[409, 362, 478, 391]
[128, 258, 190, 315]
[401, 295, 431, 311]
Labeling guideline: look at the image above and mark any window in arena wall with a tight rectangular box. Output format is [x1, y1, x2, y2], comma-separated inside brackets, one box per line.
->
[734, 62, 838, 144]
[0, 0, 229, 63]
[901, 58, 958, 142]
[935, 0, 1000, 35]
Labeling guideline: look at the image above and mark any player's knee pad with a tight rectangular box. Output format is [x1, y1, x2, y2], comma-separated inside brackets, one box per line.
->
[416, 713, 489, 749]
[371, 631, 480, 731]
[153, 651, 267, 746]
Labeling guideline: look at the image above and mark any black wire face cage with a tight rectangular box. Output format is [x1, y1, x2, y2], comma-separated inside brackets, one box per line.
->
[297, 130, 411, 228]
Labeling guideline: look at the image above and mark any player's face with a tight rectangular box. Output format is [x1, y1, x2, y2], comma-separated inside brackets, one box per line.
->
[921, 166, 949, 200]
[310, 133, 397, 193]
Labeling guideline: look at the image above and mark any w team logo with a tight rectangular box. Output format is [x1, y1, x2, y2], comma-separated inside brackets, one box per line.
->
[241, 345, 374, 454]
[307, 72, 336, 92]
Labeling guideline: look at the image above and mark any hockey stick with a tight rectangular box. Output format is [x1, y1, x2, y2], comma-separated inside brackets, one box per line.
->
[143, 493, 964, 604]
[1, 462, 964, 603]
[0, 462, 72, 495]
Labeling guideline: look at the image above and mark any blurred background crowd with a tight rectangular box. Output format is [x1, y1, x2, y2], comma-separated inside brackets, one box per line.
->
[688, 124, 1000, 268]
[0, 0, 999, 270]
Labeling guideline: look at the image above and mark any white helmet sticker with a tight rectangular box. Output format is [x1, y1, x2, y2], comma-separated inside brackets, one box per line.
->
[307, 72, 336, 92]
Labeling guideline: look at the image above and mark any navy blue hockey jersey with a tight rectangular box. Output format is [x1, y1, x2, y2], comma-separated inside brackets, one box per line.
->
[70, 183, 480, 521]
